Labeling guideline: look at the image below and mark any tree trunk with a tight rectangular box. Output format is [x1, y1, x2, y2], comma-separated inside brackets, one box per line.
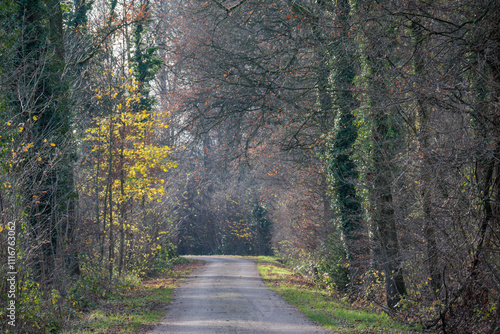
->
[360, 0, 407, 308]
[368, 71, 407, 308]
[17, 0, 77, 284]
[411, 15, 442, 297]
[118, 139, 125, 276]
[328, 0, 369, 290]
[107, 115, 115, 282]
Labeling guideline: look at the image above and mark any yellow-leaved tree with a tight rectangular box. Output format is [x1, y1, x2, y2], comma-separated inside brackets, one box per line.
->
[83, 75, 176, 279]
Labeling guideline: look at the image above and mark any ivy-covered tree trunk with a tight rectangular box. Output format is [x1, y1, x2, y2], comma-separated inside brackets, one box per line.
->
[16, 0, 77, 283]
[326, 0, 369, 290]
[252, 203, 273, 255]
[133, 0, 161, 111]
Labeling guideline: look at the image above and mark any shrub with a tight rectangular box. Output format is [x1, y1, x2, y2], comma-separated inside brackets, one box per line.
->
[315, 234, 350, 293]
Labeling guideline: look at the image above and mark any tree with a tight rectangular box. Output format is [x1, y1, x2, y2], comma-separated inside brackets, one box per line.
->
[13, 0, 78, 284]
[253, 202, 273, 255]
[83, 76, 176, 278]
[357, 0, 408, 309]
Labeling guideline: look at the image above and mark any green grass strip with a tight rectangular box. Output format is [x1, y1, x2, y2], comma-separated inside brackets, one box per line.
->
[254, 256, 423, 334]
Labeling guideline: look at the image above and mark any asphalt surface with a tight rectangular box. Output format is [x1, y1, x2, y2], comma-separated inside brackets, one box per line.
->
[149, 256, 332, 334]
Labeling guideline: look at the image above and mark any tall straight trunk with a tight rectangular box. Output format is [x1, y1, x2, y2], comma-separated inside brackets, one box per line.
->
[301, 0, 342, 264]
[371, 106, 407, 308]
[327, 0, 369, 289]
[106, 114, 115, 282]
[101, 158, 108, 265]
[366, 54, 407, 308]
[118, 136, 126, 276]
[297, 0, 368, 288]
[94, 131, 104, 264]
[477, 46, 500, 334]
[108, 171, 114, 282]
[410, 15, 442, 297]
[360, 0, 407, 308]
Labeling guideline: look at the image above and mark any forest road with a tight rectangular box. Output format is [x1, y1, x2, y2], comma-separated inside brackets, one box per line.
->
[148, 256, 333, 334]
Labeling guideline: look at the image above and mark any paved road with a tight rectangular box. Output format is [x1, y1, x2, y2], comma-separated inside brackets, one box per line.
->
[149, 256, 332, 334]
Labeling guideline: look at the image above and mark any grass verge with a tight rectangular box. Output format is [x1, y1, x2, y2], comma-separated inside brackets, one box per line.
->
[254, 256, 423, 334]
[62, 259, 203, 334]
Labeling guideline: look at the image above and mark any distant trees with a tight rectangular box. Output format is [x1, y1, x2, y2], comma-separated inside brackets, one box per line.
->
[170, 133, 275, 256]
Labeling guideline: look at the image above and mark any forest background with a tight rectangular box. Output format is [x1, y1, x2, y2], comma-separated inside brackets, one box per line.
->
[0, 0, 499, 333]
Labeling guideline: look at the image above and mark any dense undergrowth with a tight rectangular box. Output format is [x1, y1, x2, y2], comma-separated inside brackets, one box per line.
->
[62, 258, 202, 334]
